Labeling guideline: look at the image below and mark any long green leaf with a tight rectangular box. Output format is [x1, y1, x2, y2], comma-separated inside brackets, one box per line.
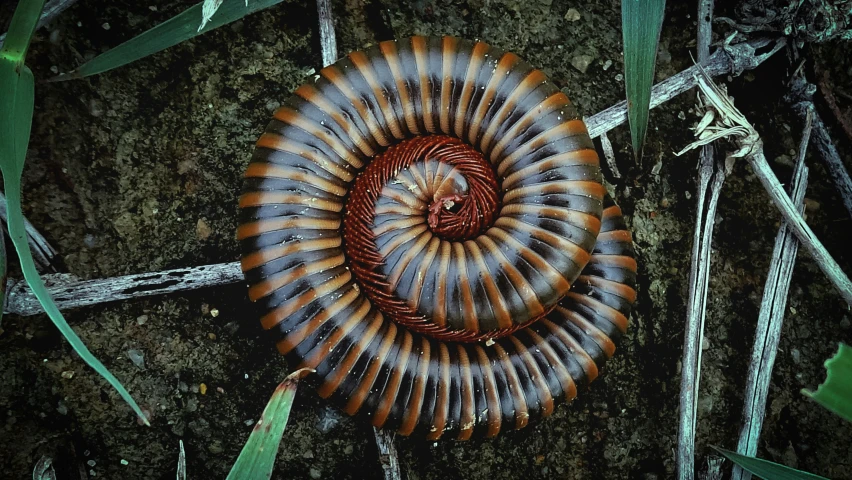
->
[803, 343, 852, 422]
[53, 0, 286, 80]
[621, 0, 666, 160]
[226, 369, 313, 480]
[1, 0, 149, 426]
[714, 447, 830, 480]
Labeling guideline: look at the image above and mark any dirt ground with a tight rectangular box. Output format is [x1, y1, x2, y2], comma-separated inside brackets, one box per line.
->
[1, 0, 851, 478]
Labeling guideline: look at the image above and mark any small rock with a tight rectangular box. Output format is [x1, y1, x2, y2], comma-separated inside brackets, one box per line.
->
[196, 218, 212, 240]
[200, 383, 207, 395]
[210, 308, 220, 318]
[615, 73, 623, 81]
[791, 348, 801, 364]
[126, 349, 145, 369]
[570, 54, 594, 74]
[101, 22, 110, 30]
[120, 459, 129, 466]
[88, 98, 104, 117]
[343, 445, 353, 455]
[309, 468, 322, 479]
[841, 316, 851, 328]
[57, 402, 68, 415]
[136, 315, 148, 326]
[87, 460, 96, 467]
[316, 405, 344, 433]
[564, 8, 581, 22]
[302, 450, 315, 459]
[602, 59, 612, 71]
[61, 370, 75, 379]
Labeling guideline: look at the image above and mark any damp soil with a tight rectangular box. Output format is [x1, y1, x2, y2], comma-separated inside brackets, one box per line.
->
[1, 0, 851, 479]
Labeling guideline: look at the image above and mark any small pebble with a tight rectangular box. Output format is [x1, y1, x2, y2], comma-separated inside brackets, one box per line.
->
[200, 383, 207, 395]
[101, 22, 110, 30]
[50, 65, 59, 74]
[196, 218, 212, 240]
[343, 445, 354, 455]
[61, 370, 75, 379]
[49, 29, 61, 44]
[126, 349, 145, 369]
[57, 403, 68, 415]
[564, 8, 581, 21]
[137, 315, 149, 325]
[570, 55, 594, 74]
[87, 460, 96, 467]
[217, 386, 225, 394]
[208, 333, 217, 340]
[309, 468, 322, 479]
[602, 59, 612, 71]
[201, 303, 210, 315]
[120, 459, 129, 466]
[302, 450, 315, 459]
[615, 73, 623, 81]
[88, 98, 104, 117]
[210, 308, 220, 318]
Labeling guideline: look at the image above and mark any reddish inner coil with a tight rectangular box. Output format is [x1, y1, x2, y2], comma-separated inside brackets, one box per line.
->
[343, 135, 502, 342]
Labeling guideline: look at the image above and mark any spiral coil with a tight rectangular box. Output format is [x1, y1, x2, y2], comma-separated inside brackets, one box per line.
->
[238, 35, 637, 439]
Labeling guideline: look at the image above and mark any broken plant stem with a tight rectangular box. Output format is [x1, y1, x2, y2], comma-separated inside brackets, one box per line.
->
[317, 0, 337, 68]
[3, 262, 243, 316]
[678, 150, 727, 480]
[731, 109, 811, 480]
[681, 3, 717, 479]
[373, 427, 402, 480]
[679, 65, 852, 306]
[786, 74, 852, 221]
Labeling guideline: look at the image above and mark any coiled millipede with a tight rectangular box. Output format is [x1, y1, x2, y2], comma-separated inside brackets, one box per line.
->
[237, 35, 637, 440]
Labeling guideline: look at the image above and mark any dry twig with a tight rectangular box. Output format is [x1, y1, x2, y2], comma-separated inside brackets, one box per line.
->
[317, 0, 337, 68]
[730, 109, 812, 480]
[373, 427, 402, 480]
[785, 73, 852, 220]
[677, 66, 852, 305]
[679, 3, 721, 478]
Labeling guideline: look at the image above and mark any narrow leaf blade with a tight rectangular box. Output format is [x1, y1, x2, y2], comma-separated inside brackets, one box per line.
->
[621, 0, 666, 160]
[802, 343, 852, 422]
[53, 0, 286, 80]
[226, 369, 314, 480]
[0, 0, 46, 63]
[714, 447, 830, 480]
[1, 0, 149, 426]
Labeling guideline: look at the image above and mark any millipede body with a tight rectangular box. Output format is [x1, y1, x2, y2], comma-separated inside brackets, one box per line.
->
[238, 35, 637, 440]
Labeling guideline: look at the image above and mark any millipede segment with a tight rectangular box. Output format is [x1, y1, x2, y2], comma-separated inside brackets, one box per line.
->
[238, 35, 637, 440]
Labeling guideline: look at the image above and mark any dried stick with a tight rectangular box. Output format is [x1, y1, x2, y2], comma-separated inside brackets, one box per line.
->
[0, 192, 58, 273]
[586, 37, 786, 139]
[316, 0, 338, 68]
[730, 109, 812, 480]
[3, 38, 790, 317]
[4, 262, 243, 316]
[679, 66, 852, 306]
[786, 74, 852, 220]
[0, 0, 80, 49]
[680, 3, 717, 478]
[373, 427, 402, 480]
[678, 151, 726, 480]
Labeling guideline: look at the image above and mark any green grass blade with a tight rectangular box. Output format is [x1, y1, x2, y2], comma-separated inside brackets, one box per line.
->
[1, 0, 149, 426]
[714, 447, 830, 480]
[802, 343, 852, 422]
[53, 0, 286, 80]
[621, 0, 666, 161]
[0, 0, 45, 63]
[226, 369, 314, 480]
